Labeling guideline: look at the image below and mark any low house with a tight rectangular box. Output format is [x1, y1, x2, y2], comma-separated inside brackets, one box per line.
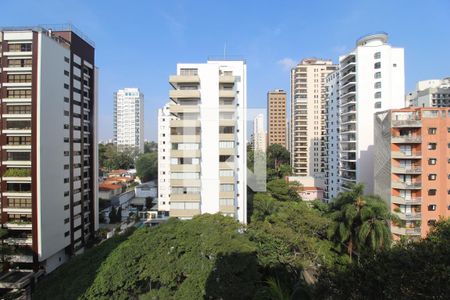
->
[99, 181, 123, 200]
[286, 176, 324, 201]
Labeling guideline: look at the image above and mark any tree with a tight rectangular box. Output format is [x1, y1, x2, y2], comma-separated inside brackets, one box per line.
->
[144, 141, 157, 153]
[266, 144, 290, 170]
[328, 184, 393, 260]
[135, 152, 158, 182]
[314, 219, 450, 299]
[267, 179, 301, 202]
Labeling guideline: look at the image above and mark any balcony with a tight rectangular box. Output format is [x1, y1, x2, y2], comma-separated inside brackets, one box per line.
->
[219, 104, 235, 112]
[219, 148, 234, 155]
[219, 176, 235, 184]
[169, 90, 200, 100]
[4, 222, 32, 230]
[220, 205, 235, 213]
[219, 90, 236, 98]
[219, 119, 235, 126]
[391, 226, 421, 236]
[391, 181, 422, 190]
[170, 119, 200, 127]
[170, 164, 201, 172]
[395, 212, 422, 220]
[391, 136, 422, 143]
[391, 166, 422, 174]
[219, 75, 235, 83]
[170, 209, 201, 218]
[169, 104, 200, 114]
[170, 179, 201, 187]
[170, 149, 201, 158]
[169, 75, 200, 85]
[219, 191, 235, 198]
[391, 119, 422, 128]
[171, 135, 200, 143]
[391, 196, 422, 205]
[5, 237, 32, 246]
[219, 133, 234, 141]
[171, 193, 201, 201]
[219, 162, 235, 170]
[391, 151, 421, 159]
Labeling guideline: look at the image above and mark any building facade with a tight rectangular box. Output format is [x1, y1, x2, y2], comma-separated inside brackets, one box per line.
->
[325, 33, 405, 199]
[157, 103, 173, 212]
[290, 59, 337, 178]
[161, 60, 247, 223]
[0, 26, 98, 273]
[253, 113, 266, 152]
[267, 89, 287, 148]
[374, 107, 450, 238]
[406, 77, 450, 107]
[113, 88, 144, 153]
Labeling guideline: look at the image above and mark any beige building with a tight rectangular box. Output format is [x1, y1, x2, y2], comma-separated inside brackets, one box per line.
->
[290, 58, 337, 177]
[267, 89, 287, 148]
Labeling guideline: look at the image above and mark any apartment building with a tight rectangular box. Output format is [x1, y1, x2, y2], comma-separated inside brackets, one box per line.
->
[160, 60, 247, 223]
[267, 89, 287, 148]
[323, 71, 340, 201]
[253, 113, 266, 152]
[406, 77, 450, 107]
[374, 107, 450, 238]
[290, 59, 337, 178]
[113, 88, 144, 153]
[324, 33, 404, 199]
[157, 103, 173, 212]
[0, 26, 98, 273]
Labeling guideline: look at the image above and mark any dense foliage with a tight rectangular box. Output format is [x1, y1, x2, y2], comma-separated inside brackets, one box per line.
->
[98, 143, 135, 171]
[135, 152, 158, 182]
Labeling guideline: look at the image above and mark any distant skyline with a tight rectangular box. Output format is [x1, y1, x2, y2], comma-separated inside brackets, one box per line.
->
[2, 0, 450, 141]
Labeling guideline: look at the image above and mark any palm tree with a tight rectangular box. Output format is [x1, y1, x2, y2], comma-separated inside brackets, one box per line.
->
[329, 184, 393, 261]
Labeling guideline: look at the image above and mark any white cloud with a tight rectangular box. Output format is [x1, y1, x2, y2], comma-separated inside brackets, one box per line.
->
[277, 57, 297, 71]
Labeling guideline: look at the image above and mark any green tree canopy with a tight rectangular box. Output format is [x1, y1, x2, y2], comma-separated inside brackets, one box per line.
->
[135, 152, 158, 182]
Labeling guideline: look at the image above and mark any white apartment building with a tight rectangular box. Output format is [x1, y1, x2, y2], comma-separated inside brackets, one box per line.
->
[113, 88, 144, 153]
[290, 59, 337, 180]
[253, 113, 266, 152]
[159, 60, 247, 223]
[406, 77, 450, 107]
[157, 103, 173, 212]
[0, 26, 98, 273]
[325, 33, 405, 199]
[324, 71, 340, 201]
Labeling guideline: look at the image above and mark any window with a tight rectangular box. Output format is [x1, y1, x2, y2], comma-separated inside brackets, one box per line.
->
[428, 204, 437, 211]
[428, 174, 437, 181]
[8, 74, 32, 83]
[64, 218, 69, 224]
[374, 82, 381, 89]
[219, 199, 234, 206]
[427, 220, 437, 226]
[6, 105, 31, 114]
[374, 62, 381, 69]
[428, 143, 437, 150]
[64, 204, 70, 210]
[374, 92, 381, 99]
[428, 158, 437, 165]
[220, 184, 234, 192]
[64, 231, 70, 237]
[374, 72, 381, 79]
[8, 43, 32, 52]
[428, 128, 437, 134]
[64, 191, 70, 196]
[7, 89, 31, 98]
[428, 189, 437, 196]
[64, 178, 69, 183]
[8, 59, 32, 67]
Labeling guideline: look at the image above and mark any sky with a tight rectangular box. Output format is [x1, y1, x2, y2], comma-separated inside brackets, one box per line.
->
[2, 0, 450, 141]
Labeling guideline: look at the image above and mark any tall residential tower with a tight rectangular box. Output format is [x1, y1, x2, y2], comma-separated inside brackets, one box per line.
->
[0, 26, 98, 273]
[253, 113, 266, 153]
[325, 33, 405, 200]
[159, 60, 247, 223]
[267, 89, 287, 148]
[113, 88, 144, 153]
[290, 59, 337, 178]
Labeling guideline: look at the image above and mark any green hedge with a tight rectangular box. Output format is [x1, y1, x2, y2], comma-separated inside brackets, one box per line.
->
[3, 168, 31, 177]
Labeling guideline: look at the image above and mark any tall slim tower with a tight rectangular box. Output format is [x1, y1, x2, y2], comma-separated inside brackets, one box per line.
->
[113, 88, 144, 153]
[253, 113, 266, 152]
[157, 103, 173, 212]
[162, 60, 247, 223]
[0, 25, 98, 273]
[326, 33, 405, 199]
[290, 59, 337, 179]
[267, 89, 287, 148]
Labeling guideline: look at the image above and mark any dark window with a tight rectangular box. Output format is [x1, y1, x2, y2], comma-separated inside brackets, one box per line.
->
[428, 174, 437, 181]
[64, 231, 70, 237]
[64, 191, 69, 197]
[64, 218, 69, 224]
[428, 127, 437, 134]
[428, 158, 437, 165]
[427, 220, 436, 226]
[374, 62, 381, 69]
[428, 204, 437, 211]
[428, 143, 437, 150]
[428, 189, 437, 196]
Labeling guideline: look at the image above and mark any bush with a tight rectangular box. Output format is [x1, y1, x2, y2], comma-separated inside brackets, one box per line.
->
[3, 168, 31, 177]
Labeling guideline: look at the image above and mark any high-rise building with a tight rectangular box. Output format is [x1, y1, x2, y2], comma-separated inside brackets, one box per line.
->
[325, 33, 405, 199]
[161, 60, 247, 223]
[157, 103, 173, 212]
[406, 77, 450, 107]
[253, 113, 266, 152]
[267, 89, 287, 148]
[290, 59, 337, 178]
[323, 71, 340, 202]
[374, 107, 450, 238]
[113, 88, 144, 153]
[0, 26, 98, 273]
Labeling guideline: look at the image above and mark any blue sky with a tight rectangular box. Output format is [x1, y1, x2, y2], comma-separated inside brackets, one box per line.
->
[2, 0, 450, 141]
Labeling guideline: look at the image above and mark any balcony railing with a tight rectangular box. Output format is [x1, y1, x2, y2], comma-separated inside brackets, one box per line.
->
[395, 212, 422, 220]
[391, 136, 422, 143]
[391, 196, 422, 205]
[391, 226, 421, 235]
[391, 119, 422, 127]
[391, 181, 422, 189]
[391, 166, 422, 174]
[391, 151, 421, 159]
